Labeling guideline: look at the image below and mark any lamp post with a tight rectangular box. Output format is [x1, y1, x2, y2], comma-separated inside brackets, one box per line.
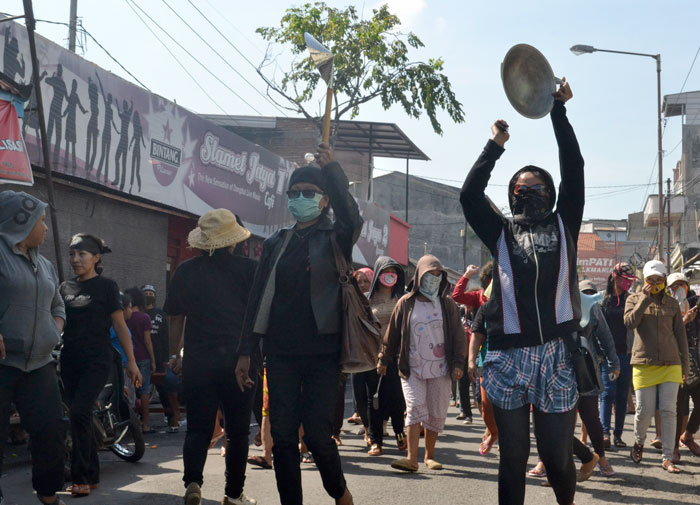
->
[570, 44, 664, 266]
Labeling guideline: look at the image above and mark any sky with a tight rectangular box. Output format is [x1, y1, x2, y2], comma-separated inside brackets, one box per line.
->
[4, 0, 700, 220]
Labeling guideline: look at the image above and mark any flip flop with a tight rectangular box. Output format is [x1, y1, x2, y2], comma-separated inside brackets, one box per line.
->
[391, 458, 418, 472]
[247, 455, 272, 469]
[650, 439, 663, 449]
[527, 466, 546, 477]
[480, 435, 496, 456]
[424, 459, 443, 470]
[301, 452, 314, 464]
[598, 461, 616, 477]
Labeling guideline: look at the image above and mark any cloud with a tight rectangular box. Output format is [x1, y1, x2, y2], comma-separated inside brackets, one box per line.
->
[378, 0, 427, 28]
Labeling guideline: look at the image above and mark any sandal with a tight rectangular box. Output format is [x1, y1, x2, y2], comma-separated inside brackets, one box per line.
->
[680, 433, 700, 456]
[527, 465, 546, 477]
[650, 438, 663, 449]
[662, 459, 681, 473]
[424, 459, 443, 470]
[391, 458, 418, 472]
[247, 455, 273, 469]
[603, 436, 611, 449]
[332, 435, 343, 446]
[368, 444, 383, 456]
[577, 453, 600, 482]
[67, 483, 90, 497]
[480, 434, 496, 456]
[363, 431, 371, 448]
[598, 461, 616, 477]
[630, 442, 643, 464]
[396, 432, 407, 451]
[301, 452, 314, 464]
[614, 435, 627, 448]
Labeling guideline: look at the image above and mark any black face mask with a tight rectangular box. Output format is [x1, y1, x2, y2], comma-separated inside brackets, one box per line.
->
[144, 295, 156, 306]
[512, 192, 552, 224]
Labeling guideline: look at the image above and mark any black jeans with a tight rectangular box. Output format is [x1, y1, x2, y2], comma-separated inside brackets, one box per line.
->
[677, 381, 700, 443]
[578, 395, 606, 458]
[0, 363, 66, 497]
[267, 353, 347, 505]
[493, 404, 576, 505]
[333, 373, 348, 438]
[182, 350, 254, 499]
[357, 365, 405, 446]
[458, 361, 473, 417]
[61, 348, 111, 485]
[352, 372, 369, 427]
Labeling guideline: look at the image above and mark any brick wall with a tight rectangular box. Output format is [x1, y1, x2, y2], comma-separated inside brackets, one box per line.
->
[7, 178, 169, 300]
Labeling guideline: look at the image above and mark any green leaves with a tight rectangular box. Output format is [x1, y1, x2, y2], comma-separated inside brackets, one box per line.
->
[258, 1, 464, 135]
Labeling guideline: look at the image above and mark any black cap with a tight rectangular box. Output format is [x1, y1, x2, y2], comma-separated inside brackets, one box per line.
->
[288, 165, 324, 192]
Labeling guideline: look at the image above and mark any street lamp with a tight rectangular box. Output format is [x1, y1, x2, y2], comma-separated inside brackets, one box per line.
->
[570, 44, 664, 266]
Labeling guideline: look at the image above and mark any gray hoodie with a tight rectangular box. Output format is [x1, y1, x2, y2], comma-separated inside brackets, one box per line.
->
[0, 190, 65, 372]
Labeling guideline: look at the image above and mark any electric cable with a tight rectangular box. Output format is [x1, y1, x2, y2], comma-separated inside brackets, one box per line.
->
[127, 0, 262, 115]
[160, 0, 288, 117]
[123, 0, 229, 115]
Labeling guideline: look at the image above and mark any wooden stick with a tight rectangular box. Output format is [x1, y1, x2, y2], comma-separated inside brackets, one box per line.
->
[322, 86, 333, 144]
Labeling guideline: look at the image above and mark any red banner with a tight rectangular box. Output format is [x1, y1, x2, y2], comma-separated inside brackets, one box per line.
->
[0, 99, 33, 186]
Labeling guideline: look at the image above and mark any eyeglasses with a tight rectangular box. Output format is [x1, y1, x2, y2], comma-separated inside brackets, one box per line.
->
[513, 183, 548, 196]
[286, 189, 322, 199]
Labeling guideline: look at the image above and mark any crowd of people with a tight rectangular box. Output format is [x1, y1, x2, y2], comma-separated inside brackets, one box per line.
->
[0, 78, 698, 505]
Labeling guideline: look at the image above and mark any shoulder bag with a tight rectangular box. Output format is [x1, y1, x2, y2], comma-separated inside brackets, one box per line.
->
[330, 232, 382, 373]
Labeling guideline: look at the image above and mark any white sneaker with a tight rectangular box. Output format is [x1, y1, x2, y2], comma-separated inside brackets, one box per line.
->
[223, 492, 257, 505]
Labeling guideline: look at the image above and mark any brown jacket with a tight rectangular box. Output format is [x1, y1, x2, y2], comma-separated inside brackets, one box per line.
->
[624, 291, 690, 376]
[379, 255, 467, 379]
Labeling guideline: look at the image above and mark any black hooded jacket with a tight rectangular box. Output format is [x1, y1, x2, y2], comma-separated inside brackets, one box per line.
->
[460, 100, 584, 350]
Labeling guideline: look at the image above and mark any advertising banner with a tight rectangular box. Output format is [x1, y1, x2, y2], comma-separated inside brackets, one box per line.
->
[0, 97, 33, 185]
[0, 20, 400, 265]
[1, 20, 296, 237]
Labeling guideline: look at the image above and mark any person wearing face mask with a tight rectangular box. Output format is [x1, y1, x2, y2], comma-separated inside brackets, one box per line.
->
[667, 273, 700, 462]
[353, 267, 373, 295]
[235, 143, 361, 505]
[352, 257, 407, 456]
[624, 260, 690, 473]
[599, 263, 638, 450]
[379, 255, 467, 472]
[460, 79, 582, 505]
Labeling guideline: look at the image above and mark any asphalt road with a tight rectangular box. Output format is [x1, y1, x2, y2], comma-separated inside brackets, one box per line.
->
[2, 394, 699, 505]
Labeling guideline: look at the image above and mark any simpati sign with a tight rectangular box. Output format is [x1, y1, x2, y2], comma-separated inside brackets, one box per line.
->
[0, 98, 33, 185]
[577, 251, 616, 289]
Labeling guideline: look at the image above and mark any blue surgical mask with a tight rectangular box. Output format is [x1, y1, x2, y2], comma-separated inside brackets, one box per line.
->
[419, 272, 442, 307]
[288, 193, 323, 223]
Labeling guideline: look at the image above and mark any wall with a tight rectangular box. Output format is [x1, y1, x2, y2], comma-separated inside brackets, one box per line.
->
[372, 172, 487, 272]
[7, 177, 169, 299]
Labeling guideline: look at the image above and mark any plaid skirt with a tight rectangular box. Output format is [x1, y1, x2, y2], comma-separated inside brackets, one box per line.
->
[482, 338, 578, 413]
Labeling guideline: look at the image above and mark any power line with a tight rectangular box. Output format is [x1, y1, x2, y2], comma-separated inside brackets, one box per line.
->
[160, 0, 288, 117]
[0, 13, 151, 91]
[122, 0, 229, 115]
[373, 166, 656, 189]
[127, 0, 262, 115]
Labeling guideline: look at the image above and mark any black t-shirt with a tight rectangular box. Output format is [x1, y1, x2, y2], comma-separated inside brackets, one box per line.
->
[163, 252, 256, 358]
[146, 307, 170, 371]
[60, 275, 122, 353]
[472, 304, 487, 336]
[267, 227, 339, 356]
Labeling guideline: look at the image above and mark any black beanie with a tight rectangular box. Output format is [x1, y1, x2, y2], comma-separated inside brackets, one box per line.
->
[288, 165, 325, 192]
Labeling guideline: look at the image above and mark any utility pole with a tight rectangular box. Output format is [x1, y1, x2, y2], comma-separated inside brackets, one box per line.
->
[666, 177, 672, 270]
[23, 0, 65, 281]
[68, 0, 78, 52]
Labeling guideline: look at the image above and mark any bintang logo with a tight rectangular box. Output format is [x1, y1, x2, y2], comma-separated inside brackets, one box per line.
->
[150, 139, 181, 167]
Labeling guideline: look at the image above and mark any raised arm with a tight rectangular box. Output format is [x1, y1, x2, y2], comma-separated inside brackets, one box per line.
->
[460, 121, 509, 252]
[551, 79, 584, 241]
[316, 143, 363, 261]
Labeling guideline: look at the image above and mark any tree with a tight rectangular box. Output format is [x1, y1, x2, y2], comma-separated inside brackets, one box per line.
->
[257, 2, 464, 137]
